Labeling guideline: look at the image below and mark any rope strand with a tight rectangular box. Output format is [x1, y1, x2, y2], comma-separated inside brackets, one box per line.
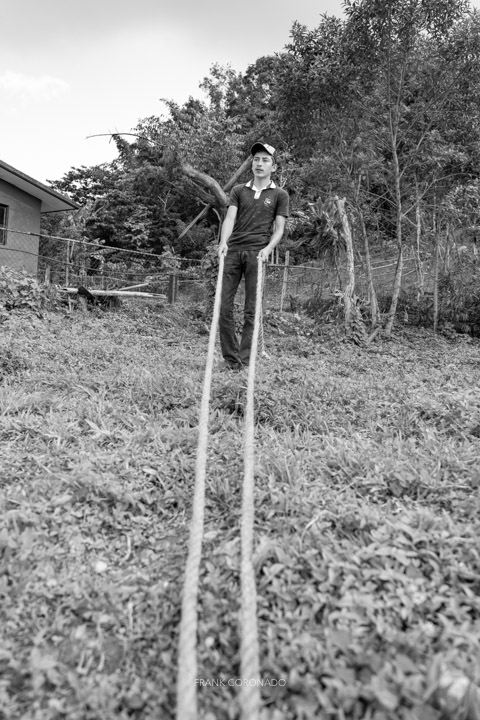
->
[239, 257, 264, 720]
[176, 254, 224, 720]
[176, 254, 264, 720]
[258, 266, 269, 358]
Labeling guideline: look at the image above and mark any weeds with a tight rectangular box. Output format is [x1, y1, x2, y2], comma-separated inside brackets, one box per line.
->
[0, 301, 479, 719]
[0, 266, 57, 318]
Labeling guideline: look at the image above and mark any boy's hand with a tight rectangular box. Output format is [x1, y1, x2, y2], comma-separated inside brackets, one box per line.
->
[218, 242, 228, 258]
[257, 247, 270, 262]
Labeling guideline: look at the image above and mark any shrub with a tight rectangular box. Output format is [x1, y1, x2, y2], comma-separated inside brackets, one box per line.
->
[395, 255, 480, 335]
[0, 266, 57, 318]
[438, 254, 480, 335]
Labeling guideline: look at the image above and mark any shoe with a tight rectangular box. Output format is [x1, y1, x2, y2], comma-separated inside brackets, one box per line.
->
[219, 360, 242, 371]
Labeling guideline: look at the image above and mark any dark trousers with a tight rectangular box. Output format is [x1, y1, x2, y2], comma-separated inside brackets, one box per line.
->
[219, 250, 260, 366]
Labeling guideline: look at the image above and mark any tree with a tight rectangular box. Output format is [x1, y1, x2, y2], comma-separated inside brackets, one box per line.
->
[276, 1, 480, 334]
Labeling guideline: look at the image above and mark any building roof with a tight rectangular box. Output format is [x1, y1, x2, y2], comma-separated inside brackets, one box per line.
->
[0, 159, 78, 213]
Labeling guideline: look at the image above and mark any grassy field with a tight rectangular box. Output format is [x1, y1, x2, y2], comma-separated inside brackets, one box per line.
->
[1, 299, 480, 720]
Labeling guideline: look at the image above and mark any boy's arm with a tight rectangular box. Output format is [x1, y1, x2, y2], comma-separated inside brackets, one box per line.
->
[218, 205, 238, 257]
[258, 215, 286, 262]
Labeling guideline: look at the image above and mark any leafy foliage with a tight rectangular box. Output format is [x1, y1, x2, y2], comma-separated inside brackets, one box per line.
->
[0, 267, 57, 319]
[288, 198, 347, 263]
[438, 253, 480, 334]
[1, 298, 480, 719]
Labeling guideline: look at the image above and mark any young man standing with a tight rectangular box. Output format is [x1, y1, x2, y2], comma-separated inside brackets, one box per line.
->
[218, 141, 289, 369]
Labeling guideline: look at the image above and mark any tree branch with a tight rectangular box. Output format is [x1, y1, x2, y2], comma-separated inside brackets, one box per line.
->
[223, 157, 252, 192]
[180, 164, 228, 208]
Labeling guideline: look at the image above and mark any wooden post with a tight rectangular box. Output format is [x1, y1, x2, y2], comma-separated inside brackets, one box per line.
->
[335, 197, 355, 333]
[65, 240, 70, 286]
[168, 274, 179, 304]
[280, 250, 290, 312]
[44, 266, 51, 285]
[79, 238, 87, 287]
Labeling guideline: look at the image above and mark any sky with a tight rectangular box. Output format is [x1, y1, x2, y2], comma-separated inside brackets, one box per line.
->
[2, 0, 479, 185]
[1, 0, 347, 184]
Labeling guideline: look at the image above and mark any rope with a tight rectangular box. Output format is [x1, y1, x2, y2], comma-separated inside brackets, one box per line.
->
[258, 266, 269, 358]
[175, 254, 225, 720]
[175, 255, 264, 720]
[239, 257, 264, 720]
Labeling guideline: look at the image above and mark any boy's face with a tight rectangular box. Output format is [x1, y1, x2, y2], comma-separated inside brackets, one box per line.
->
[252, 151, 276, 179]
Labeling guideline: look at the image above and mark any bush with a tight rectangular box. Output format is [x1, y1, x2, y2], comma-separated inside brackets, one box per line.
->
[0, 266, 57, 318]
[438, 254, 480, 335]
[394, 255, 480, 335]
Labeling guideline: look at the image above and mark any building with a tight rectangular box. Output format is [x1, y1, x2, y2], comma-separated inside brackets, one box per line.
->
[0, 159, 77, 275]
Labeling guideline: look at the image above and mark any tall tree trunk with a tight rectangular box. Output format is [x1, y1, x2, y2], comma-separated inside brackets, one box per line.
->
[352, 170, 379, 328]
[444, 223, 451, 272]
[385, 245, 404, 336]
[433, 218, 440, 333]
[385, 133, 403, 337]
[415, 188, 425, 299]
[335, 197, 355, 334]
[359, 209, 379, 327]
[333, 253, 343, 291]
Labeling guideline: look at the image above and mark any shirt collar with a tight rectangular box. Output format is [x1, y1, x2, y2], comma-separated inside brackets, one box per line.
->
[246, 179, 276, 191]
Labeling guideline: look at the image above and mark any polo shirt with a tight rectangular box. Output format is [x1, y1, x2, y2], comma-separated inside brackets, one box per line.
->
[227, 180, 290, 252]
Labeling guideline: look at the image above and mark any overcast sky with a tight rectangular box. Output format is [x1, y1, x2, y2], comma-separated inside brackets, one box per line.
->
[1, 0, 479, 184]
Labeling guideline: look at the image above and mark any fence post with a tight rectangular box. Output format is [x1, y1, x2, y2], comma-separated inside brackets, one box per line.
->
[79, 238, 87, 288]
[335, 197, 355, 333]
[168, 273, 179, 304]
[65, 240, 71, 286]
[280, 250, 290, 312]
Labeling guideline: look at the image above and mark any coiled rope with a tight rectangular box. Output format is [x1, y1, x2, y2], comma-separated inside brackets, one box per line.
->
[176, 255, 264, 720]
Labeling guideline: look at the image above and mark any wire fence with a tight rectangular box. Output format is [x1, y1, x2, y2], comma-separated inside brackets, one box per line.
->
[262, 248, 426, 312]
[1, 227, 204, 301]
[1, 226, 432, 309]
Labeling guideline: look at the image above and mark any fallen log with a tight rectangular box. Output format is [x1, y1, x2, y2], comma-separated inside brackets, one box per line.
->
[60, 287, 167, 299]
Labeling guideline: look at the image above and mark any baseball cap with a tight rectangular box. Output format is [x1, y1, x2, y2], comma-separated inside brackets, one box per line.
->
[251, 141, 276, 158]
